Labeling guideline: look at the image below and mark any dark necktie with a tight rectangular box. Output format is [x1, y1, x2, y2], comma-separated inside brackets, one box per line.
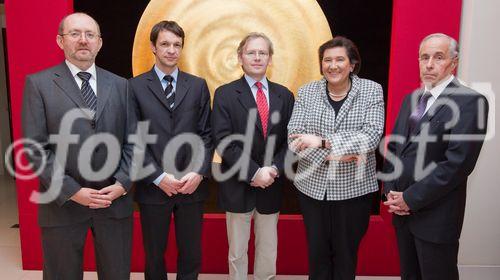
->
[163, 75, 175, 109]
[76, 72, 97, 113]
[255, 81, 269, 138]
[408, 91, 432, 133]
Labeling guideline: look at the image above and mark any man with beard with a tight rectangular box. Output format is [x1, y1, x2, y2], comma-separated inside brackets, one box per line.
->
[22, 13, 135, 279]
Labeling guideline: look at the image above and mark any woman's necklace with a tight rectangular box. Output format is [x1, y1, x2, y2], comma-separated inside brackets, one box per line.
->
[328, 80, 351, 101]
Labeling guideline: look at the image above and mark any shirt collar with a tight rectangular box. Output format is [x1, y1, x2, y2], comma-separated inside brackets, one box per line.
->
[425, 75, 455, 100]
[244, 74, 268, 90]
[154, 65, 179, 82]
[65, 60, 97, 80]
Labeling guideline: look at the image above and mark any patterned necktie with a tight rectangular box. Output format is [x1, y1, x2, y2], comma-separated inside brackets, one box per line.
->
[255, 81, 269, 138]
[163, 75, 175, 109]
[408, 91, 432, 133]
[76, 72, 97, 112]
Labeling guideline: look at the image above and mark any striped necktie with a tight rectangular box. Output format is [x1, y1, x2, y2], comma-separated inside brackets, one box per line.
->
[164, 75, 175, 109]
[76, 71, 97, 113]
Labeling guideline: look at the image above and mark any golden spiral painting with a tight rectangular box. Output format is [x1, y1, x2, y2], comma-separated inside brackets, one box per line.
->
[132, 0, 332, 96]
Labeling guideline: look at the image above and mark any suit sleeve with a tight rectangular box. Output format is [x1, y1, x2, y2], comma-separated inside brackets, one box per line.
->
[212, 87, 260, 183]
[22, 75, 81, 206]
[287, 86, 330, 166]
[324, 82, 385, 156]
[382, 94, 411, 195]
[113, 80, 140, 191]
[121, 81, 164, 186]
[272, 89, 295, 173]
[403, 95, 489, 211]
[196, 79, 214, 177]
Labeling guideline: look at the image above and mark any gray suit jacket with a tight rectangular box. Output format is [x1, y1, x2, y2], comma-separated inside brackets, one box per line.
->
[22, 62, 135, 227]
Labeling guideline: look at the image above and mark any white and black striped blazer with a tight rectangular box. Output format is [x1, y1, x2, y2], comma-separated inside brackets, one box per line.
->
[287, 75, 385, 201]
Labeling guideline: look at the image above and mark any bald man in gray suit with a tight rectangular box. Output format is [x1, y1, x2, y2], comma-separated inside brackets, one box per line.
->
[22, 13, 135, 279]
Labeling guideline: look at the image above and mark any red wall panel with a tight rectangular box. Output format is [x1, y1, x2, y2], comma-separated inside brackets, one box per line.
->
[5, 0, 462, 275]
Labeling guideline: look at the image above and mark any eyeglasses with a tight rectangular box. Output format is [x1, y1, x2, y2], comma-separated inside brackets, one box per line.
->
[59, 31, 100, 41]
[244, 50, 270, 58]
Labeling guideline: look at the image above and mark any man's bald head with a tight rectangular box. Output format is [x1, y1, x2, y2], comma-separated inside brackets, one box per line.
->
[58, 12, 101, 36]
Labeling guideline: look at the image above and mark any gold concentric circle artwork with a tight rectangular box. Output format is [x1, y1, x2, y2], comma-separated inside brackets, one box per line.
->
[132, 0, 332, 96]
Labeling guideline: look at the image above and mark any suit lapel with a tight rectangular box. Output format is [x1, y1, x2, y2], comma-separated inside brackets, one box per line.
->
[267, 80, 283, 136]
[95, 67, 112, 121]
[145, 68, 171, 111]
[236, 77, 263, 134]
[319, 79, 336, 130]
[52, 62, 88, 110]
[414, 79, 460, 135]
[395, 95, 414, 155]
[173, 71, 190, 111]
[402, 79, 461, 153]
[333, 76, 360, 132]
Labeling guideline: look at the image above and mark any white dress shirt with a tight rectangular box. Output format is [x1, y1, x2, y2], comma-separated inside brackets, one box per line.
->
[65, 60, 97, 95]
[423, 74, 455, 114]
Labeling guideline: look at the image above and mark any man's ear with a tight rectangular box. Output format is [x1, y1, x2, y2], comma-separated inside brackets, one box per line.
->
[451, 57, 459, 72]
[97, 37, 103, 52]
[150, 42, 156, 55]
[56, 35, 64, 50]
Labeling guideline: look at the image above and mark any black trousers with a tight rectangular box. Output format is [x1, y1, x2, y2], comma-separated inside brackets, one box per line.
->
[396, 224, 459, 280]
[297, 190, 373, 280]
[139, 200, 204, 280]
[41, 215, 133, 280]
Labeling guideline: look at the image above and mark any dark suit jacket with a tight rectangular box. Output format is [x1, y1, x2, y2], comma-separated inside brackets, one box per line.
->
[22, 62, 135, 227]
[383, 78, 488, 244]
[129, 68, 213, 205]
[212, 77, 294, 214]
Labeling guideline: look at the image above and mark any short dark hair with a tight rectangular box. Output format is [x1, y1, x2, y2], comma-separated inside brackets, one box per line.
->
[318, 36, 361, 75]
[150, 20, 185, 46]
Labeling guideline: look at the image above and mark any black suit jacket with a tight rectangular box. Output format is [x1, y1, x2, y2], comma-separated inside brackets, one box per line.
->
[129, 68, 213, 204]
[22, 62, 135, 227]
[212, 77, 294, 214]
[383, 78, 488, 243]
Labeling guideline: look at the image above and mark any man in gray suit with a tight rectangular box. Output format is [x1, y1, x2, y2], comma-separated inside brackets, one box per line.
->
[22, 13, 134, 279]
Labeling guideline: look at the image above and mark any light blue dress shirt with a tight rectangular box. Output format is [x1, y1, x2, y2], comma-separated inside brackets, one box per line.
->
[244, 74, 270, 107]
[152, 66, 179, 186]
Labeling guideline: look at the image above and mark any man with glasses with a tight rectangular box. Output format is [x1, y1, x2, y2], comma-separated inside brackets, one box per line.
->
[22, 12, 134, 279]
[212, 32, 294, 280]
